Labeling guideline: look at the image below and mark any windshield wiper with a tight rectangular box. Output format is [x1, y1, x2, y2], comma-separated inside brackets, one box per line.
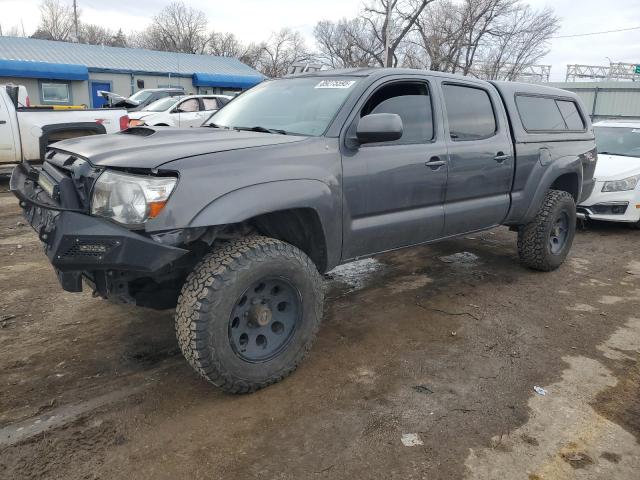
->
[234, 126, 287, 135]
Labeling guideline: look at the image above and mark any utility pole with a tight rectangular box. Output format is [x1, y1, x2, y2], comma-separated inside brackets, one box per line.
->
[73, 0, 79, 39]
[383, 1, 391, 67]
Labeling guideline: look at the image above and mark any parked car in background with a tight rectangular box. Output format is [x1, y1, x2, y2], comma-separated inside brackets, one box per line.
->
[128, 95, 232, 128]
[577, 120, 640, 228]
[11, 68, 596, 393]
[0, 84, 128, 175]
[98, 87, 185, 111]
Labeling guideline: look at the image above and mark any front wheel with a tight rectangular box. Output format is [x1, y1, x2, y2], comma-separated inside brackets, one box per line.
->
[517, 190, 577, 271]
[175, 236, 324, 393]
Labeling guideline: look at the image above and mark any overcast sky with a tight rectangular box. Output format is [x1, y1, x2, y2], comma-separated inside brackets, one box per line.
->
[0, 0, 639, 81]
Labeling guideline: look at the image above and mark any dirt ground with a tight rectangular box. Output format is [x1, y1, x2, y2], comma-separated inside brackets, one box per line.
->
[0, 178, 638, 480]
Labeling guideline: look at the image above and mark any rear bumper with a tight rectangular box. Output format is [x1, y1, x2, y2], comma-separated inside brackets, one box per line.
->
[10, 163, 188, 292]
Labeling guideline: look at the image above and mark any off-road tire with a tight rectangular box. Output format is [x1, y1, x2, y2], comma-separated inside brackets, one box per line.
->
[517, 190, 576, 271]
[175, 236, 324, 394]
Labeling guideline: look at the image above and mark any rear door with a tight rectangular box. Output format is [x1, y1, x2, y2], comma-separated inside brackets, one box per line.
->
[176, 98, 202, 127]
[199, 97, 221, 125]
[439, 81, 514, 235]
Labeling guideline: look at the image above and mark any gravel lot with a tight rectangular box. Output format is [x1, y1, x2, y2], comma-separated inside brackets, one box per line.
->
[0, 179, 638, 479]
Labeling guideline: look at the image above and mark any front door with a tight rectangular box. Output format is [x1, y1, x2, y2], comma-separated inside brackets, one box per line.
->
[342, 79, 448, 259]
[90, 81, 111, 108]
[439, 81, 514, 236]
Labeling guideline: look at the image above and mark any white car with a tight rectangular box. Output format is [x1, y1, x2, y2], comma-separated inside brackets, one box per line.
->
[127, 95, 232, 128]
[578, 120, 640, 228]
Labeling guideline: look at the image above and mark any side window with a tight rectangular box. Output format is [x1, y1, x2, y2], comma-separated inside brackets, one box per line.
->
[178, 98, 199, 112]
[41, 82, 70, 104]
[202, 98, 218, 111]
[515, 96, 566, 131]
[442, 84, 496, 141]
[360, 82, 433, 145]
[556, 100, 585, 130]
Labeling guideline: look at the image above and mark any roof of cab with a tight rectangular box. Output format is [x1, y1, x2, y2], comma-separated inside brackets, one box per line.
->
[288, 68, 582, 99]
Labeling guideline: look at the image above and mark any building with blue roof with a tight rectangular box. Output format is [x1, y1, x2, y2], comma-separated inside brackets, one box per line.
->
[0, 36, 264, 107]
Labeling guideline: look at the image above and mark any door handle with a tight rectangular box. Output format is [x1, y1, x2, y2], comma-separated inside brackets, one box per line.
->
[0, 120, 6, 125]
[425, 156, 446, 168]
[494, 152, 510, 163]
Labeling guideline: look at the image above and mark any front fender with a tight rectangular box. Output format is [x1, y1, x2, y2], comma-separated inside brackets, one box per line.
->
[189, 179, 342, 269]
[505, 155, 583, 225]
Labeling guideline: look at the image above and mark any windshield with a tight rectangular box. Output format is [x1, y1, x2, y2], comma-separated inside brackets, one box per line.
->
[143, 96, 182, 112]
[594, 126, 640, 158]
[129, 90, 153, 104]
[204, 77, 360, 136]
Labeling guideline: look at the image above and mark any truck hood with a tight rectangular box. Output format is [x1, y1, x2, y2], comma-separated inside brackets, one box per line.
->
[594, 154, 640, 181]
[50, 127, 308, 169]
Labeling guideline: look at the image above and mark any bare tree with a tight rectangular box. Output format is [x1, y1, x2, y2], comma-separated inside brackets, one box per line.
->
[413, 0, 559, 78]
[479, 5, 559, 80]
[359, 0, 436, 67]
[256, 29, 311, 78]
[32, 0, 76, 41]
[138, 1, 209, 54]
[314, 18, 378, 68]
[208, 32, 242, 57]
[0, 24, 27, 37]
[78, 24, 112, 46]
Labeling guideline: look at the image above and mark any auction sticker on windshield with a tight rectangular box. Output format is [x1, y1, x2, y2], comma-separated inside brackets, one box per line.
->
[315, 80, 356, 89]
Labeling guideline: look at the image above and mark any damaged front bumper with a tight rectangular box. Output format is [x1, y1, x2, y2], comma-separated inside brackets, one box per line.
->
[10, 163, 188, 294]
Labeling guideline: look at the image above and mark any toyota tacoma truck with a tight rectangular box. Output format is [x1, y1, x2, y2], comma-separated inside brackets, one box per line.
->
[11, 68, 596, 393]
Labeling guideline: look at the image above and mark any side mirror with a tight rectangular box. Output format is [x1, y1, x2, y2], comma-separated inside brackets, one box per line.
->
[356, 113, 403, 144]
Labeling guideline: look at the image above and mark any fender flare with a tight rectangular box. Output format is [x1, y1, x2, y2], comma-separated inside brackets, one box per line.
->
[189, 179, 342, 268]
[519, 155, 583, 224]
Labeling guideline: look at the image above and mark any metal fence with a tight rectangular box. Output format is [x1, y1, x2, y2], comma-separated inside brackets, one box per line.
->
[549, 82, 640, 122]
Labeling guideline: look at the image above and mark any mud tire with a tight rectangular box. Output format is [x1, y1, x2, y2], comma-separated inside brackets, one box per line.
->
[518, 190, 576, 271]
[175, 236, 324, 394]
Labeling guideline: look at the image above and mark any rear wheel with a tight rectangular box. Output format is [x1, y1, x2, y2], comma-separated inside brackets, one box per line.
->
[517, 190, 576, 271]
[175, 236, 324, 393]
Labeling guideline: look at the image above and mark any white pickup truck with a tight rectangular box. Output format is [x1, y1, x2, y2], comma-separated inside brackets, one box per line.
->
[0, 85, 129, 175]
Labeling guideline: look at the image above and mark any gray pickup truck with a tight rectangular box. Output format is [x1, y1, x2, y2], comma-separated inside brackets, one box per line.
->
[11, 68, 596, 393]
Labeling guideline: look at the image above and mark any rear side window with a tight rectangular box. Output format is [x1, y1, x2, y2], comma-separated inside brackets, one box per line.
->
[516, 95, 585, 132]
[361, 82, 434, 145]
[556, 100, 585, 130]
[202, 98, 218, 110]
[442, 84, 496, 141]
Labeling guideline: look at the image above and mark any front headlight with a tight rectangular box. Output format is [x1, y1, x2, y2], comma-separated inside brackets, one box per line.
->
[91, 170, 177, 226]
[601, 174, 640, 192]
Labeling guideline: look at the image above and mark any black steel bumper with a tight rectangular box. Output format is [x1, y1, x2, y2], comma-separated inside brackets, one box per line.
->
[10, 163, 188, 292]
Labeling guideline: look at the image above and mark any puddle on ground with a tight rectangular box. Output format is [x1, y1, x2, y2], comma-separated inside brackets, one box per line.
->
[326, 258, 385, 291]
[464, 317, 640, 479]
